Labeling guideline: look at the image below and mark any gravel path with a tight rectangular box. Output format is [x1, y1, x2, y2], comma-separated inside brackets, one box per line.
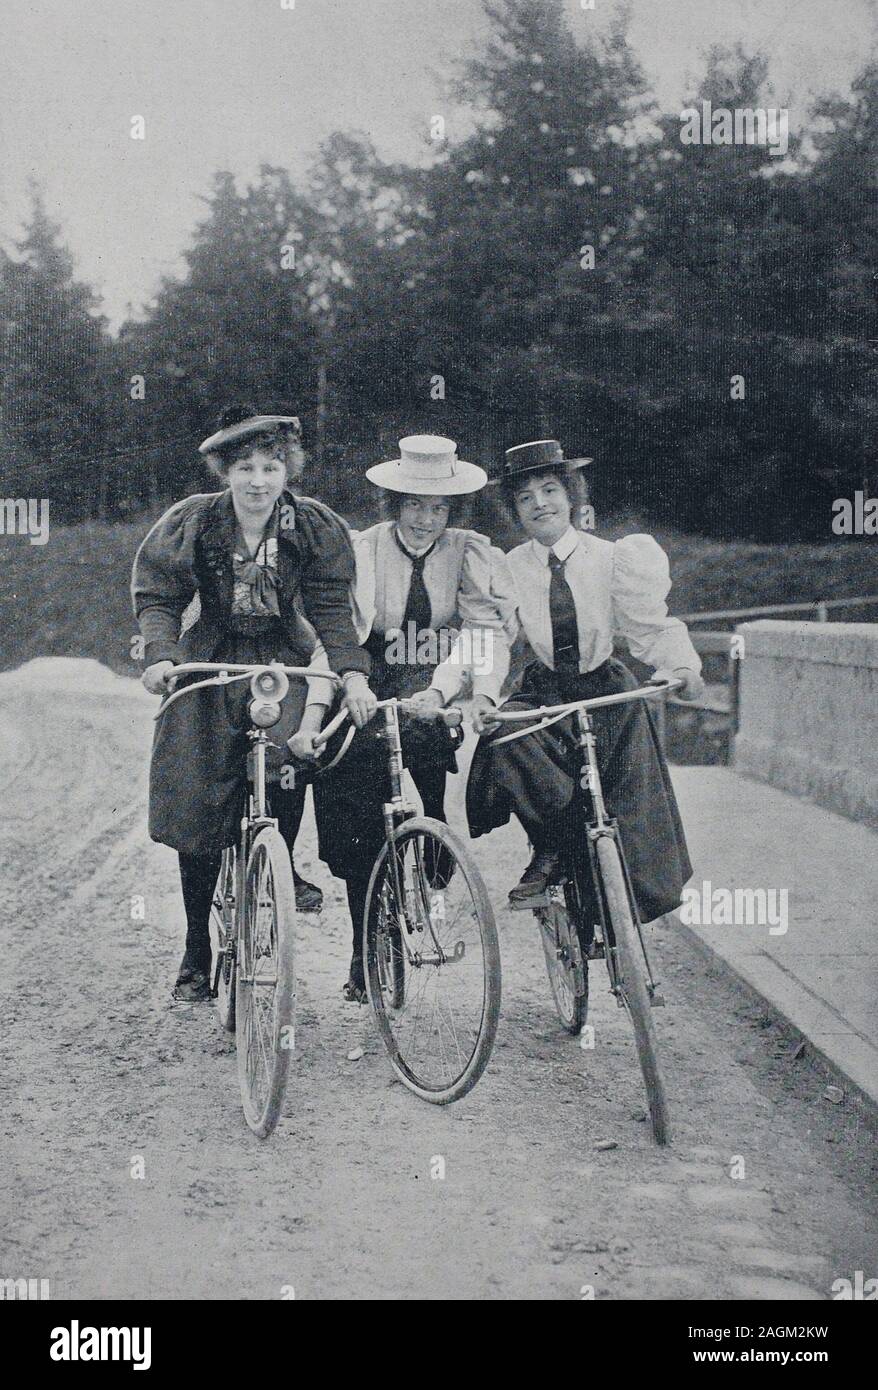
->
[1, 658, 875, 1301]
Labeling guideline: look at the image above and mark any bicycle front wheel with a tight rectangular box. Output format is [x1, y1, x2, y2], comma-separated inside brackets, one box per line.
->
[236, 828, 296, 1138]
[596, 835, 670, 1145]
[209, 848, 237, 1032]
[364, 817, 501, 1104]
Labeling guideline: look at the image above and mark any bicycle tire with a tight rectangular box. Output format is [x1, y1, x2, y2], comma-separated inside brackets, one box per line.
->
[209, 848, 237, 1033]
[236, 827, 297, 1138]
[364, 817, 501, 1104]
[596, 835, 670, 1145]
[535, 885, 589, 1035]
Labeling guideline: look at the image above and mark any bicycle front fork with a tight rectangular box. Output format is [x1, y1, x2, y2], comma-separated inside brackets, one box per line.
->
[573, 709, 664, 1004]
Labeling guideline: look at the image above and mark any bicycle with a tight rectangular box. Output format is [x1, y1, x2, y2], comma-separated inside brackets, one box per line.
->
[156, 660, 347, 1138]
[310, 694, 501, 1105]
[155, 663, 501, 1129]
[487, 678, 682, 1145]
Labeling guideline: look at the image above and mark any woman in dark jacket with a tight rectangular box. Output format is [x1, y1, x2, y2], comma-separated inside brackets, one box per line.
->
[131, 406, 375, 1000]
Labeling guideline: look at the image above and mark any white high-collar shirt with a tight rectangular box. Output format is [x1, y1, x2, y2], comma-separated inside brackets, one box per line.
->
[503, 527, 701, 678]
[307, 521, 512, 705]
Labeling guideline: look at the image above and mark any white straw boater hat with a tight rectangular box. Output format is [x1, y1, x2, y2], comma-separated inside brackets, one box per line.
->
[366, 435, 488, 496]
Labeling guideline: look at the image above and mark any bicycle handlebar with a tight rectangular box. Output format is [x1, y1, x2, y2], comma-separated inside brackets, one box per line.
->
[153, 661, 342, 722]
[166, 661, 340, 689]
[312, 697, 463, 751]
[486, 678, 683, 747]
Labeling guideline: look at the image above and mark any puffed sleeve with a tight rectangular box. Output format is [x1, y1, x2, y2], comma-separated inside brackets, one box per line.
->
[305, 527, 375, 708]
[293, 499, 371, 680]
[131, 495, 203, 665]
[611, 534, 701, 675]
[430, 533, 514, 705]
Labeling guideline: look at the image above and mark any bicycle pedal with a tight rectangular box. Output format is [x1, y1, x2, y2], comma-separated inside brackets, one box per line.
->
[584, 940, 605, 960]
[650, 991, 666, 1008]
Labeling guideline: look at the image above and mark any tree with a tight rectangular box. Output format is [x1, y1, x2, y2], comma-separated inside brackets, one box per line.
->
[0, 186, 113, 519]
[120, 167, 323, 507]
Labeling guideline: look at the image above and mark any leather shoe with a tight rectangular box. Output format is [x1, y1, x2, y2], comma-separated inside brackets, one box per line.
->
[292, 868, 323, 914]
[508, 846, 563, 906]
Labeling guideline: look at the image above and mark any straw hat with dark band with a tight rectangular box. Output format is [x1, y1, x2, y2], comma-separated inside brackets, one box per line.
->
[366, 435, 488, 496]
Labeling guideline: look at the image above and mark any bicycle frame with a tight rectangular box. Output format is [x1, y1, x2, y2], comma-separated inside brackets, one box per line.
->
[317, 696, 464, 972]
[568, 703, 663, 1004]
[492, 679, 681, 1006]
[156, 660, 343, 990]
[378, 700, 456, 971]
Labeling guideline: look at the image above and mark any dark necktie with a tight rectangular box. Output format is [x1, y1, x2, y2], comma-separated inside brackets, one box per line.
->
[548, 550, 581, 672]
[394, 530, 434, 632]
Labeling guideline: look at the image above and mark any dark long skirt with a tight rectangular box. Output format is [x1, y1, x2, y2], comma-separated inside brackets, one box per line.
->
[149, 617, 310, 855]
[465, 658, 692, 923]
[311, 634, 461, 882]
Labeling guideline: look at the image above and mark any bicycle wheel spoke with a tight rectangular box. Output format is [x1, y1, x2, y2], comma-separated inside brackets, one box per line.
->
[366, 824, 499, 1100]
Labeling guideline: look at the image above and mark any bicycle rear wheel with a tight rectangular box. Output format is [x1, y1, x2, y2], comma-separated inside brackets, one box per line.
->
[535, 884, 588, 1035]
[364, 817, 501, 1104]
[236, 827, 296, 1138]
[596, 835, 670, 1145]
[209, 848, 237, 1032]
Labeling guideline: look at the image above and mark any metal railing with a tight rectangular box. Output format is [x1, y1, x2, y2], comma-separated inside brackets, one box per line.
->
[679, 595, 878, 625]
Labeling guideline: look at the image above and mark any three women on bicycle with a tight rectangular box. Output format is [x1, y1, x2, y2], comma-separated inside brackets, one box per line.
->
[135, 416, 703, 1005]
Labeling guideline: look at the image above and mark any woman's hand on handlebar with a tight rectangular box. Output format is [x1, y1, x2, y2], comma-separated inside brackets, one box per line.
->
[407, 688, 445, 721]
[287, 704, 325, 762]
[287, 730, 322, 761]
[652, 666, 705, 703]
[471, 694, 501, 736]
[341, 672, 378, 729]
[142, 660, 176, 695]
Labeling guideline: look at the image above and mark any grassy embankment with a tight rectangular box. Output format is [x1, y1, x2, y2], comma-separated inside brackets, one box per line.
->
[1, 510, 875, 678]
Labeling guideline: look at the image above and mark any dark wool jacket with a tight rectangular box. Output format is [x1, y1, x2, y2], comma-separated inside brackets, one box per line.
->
[131, 488, 370, 679]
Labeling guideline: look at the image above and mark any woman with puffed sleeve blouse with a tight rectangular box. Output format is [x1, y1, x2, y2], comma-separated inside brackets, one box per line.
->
[131, 406, 375, 1001]
[467, 439, 705, 925]
[290, 435, 511, 1001]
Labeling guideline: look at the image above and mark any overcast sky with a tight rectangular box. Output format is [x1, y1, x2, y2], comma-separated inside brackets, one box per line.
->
[0, 0, 872, 327]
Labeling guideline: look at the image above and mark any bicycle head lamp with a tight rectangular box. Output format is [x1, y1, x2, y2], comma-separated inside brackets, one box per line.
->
[251, 667, 289, 703]
[249, 698, 282, 728]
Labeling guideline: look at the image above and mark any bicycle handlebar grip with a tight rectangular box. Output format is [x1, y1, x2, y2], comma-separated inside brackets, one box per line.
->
[440, 707, 463, 728]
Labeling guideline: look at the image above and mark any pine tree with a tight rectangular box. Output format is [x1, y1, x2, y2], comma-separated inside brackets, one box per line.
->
[0, 186, 111, 519]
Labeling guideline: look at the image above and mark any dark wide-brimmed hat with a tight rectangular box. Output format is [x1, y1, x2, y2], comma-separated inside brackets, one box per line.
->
[496, 438, 593, 486]
[198, 406, 302, 457]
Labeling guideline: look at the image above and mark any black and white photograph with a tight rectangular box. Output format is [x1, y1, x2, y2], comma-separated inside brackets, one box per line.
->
[0, 0, 876, 1337]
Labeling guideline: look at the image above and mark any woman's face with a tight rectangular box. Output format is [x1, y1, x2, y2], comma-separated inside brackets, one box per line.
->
[225, 445, 287, 518]
[397, 495, 451, 550]
[513, 472, 572, 547]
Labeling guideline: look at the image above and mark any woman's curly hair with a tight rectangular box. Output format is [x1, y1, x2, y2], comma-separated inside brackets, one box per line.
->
[500, 466, 591, 530]
[203, 404, 305, 483]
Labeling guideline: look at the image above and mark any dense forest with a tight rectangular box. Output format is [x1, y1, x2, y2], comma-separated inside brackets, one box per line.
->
[0, 0, 875, 541]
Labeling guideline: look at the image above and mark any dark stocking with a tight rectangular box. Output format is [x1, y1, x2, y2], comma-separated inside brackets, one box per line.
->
[178, 851, 221, 971]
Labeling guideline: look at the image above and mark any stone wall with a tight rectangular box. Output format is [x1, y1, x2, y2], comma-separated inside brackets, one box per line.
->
[734, 620, 878, 827]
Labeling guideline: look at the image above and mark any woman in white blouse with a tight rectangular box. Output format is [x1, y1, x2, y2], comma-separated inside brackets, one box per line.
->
[467, 439, 704, 920]
[291, 435, 511, 1000]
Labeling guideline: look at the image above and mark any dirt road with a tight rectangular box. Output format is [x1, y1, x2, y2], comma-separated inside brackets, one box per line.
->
[1, 658, 875, 1300]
